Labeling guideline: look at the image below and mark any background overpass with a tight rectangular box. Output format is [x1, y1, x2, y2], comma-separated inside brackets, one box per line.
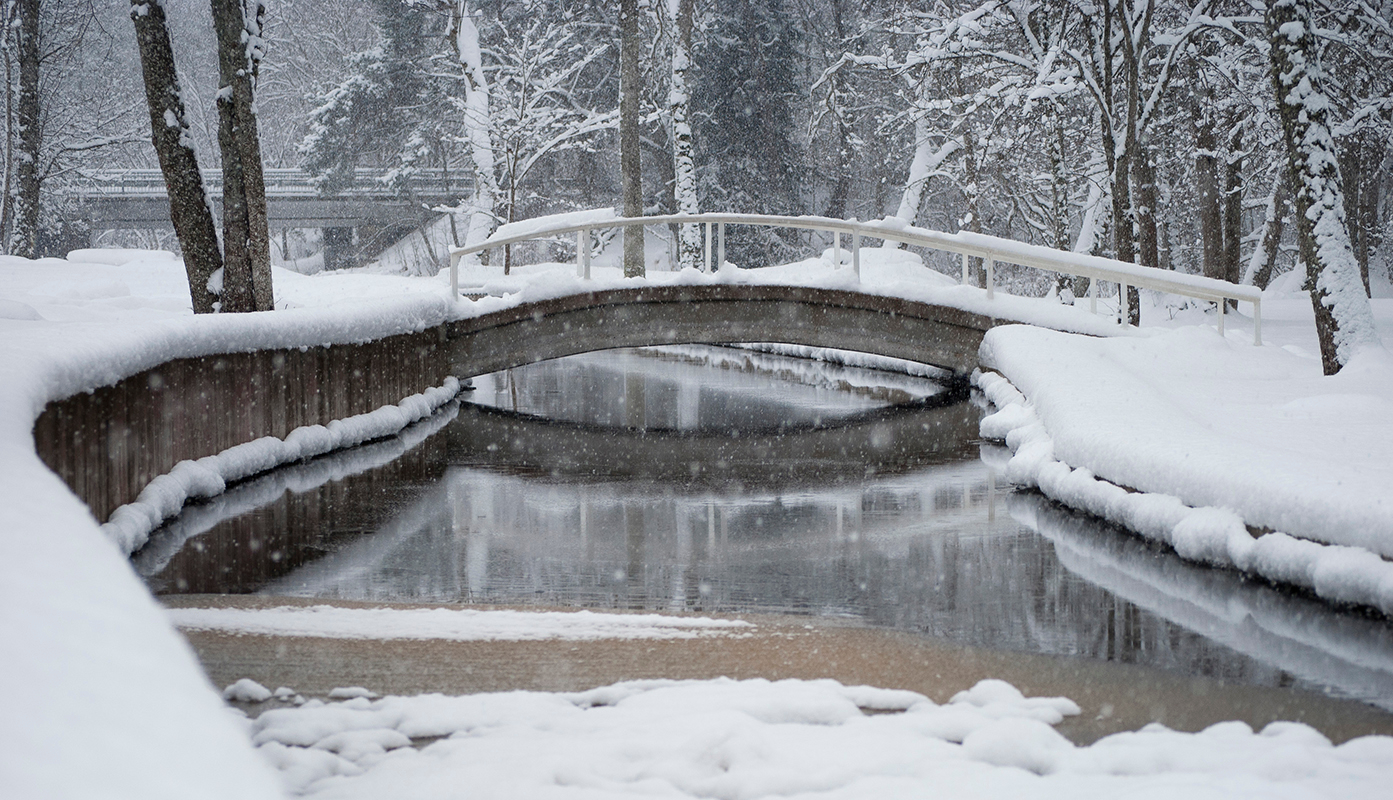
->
[65, 167, 472, 269]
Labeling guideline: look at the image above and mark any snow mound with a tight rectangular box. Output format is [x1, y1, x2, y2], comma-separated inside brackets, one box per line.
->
[224, 678, 274, 703]
[244, 677, 1393, 798]
[0, 298, 42, 320]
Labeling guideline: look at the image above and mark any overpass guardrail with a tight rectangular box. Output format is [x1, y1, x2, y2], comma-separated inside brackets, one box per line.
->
[448, 212, 1262, 345]
[72, 167, 470, 200]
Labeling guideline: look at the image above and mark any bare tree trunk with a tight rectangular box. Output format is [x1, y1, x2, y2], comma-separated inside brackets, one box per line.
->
[892, 102, 959, 228]
[620, 0, 644, 276]
[1050, 118, 1070, 251]
[130, 0, 221, 314]
[824, 1, 851, 221]
[1135, 136, 1158, 269]
[9, 0, 39, 258]
[1222, 123, 1244, 298]
[451, 0, 497, 267]
[669, 0, 700, 271]
[1247, 170, 1288, 291]
[1358, 149, 1382, 292]
[1268, 0, 1379, 374]
[211, 0, 273, 312]
[0, 7, 15, 249]
[1050, 118, 1073, 297]
[962, 126, 984, 286]
[1113, 0, 1141, 325]
[1, 65, 12, 248]
[1340, 134, 1379, 297]
[1194, 88, 1224, 281]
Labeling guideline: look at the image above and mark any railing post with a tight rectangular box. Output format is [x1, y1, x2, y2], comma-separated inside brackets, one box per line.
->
[577, 229, 591, 279]
[852, 232, 861, 280]
[1217, 299, 1225, 336]
[1121, 282, 1129, 325]
[704, 221, 712, 272]
[1090, 278, 1097, 314]
[985, 256, 994, 299]
[1253, 298, 1262, 346]
[450, 252, 459, 299]
[832, 231, 840, 266]
[718, 222, 726, 269]
[961, 253, 969, 285]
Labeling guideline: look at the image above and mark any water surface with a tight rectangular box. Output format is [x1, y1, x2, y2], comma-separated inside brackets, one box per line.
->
[139, 346, 1393, 711]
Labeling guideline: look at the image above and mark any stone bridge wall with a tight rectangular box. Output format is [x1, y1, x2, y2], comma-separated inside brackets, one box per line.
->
[34, 328, 451, 524]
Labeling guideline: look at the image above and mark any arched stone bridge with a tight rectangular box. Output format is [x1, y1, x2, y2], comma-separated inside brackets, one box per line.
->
[447, 284, 999, 378]
[447, 210, 1265, 377]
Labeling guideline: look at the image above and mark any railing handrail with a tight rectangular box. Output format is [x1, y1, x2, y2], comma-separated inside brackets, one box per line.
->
[447, 210, 1263, 345]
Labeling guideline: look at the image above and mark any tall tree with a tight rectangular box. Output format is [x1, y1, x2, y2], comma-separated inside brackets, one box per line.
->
[450, 0, 498, 263]
[9, 0, 39, 257]
[1193, 78, 1225, 281]
[130, 0, 221, 313]
[1267, 0, 1379, 373]
[668, 0, 700, 271]
[619, 0, 643, 276]
[211, 0, 273, 311]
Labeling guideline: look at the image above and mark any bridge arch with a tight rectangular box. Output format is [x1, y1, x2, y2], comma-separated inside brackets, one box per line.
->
[447, 284, 998, 377]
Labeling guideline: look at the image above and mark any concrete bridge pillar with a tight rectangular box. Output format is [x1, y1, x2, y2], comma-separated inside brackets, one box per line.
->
[323, 226, 354, 271]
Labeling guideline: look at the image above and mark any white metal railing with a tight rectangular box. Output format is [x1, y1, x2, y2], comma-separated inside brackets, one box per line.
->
[448, 212, 1262, 345]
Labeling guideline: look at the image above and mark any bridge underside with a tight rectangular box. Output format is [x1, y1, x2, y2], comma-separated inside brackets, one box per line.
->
[447, 285, 998, 377]
[449, 392, 978, 484]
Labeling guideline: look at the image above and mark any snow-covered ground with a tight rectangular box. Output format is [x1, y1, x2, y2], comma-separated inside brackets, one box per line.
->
[0, 251, 459, 799]
[976, 280, 1393, 614]
[228, 671, 1393, 799]
[1, 233, 1390, 797]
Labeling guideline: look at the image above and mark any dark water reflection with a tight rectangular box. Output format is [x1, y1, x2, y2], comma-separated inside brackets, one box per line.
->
[138, 347, 1393, 710]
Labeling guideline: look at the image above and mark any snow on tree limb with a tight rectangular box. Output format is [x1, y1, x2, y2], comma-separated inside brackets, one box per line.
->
[1267, 0, 1381, 373]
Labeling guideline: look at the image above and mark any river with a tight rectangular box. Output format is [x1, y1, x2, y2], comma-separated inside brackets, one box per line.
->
[136, 345, 1393, 719]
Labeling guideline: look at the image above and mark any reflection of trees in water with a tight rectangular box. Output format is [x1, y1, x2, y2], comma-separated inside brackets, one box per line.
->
[1014, 494, 1393, 710]
[300, 464, 1391, 703]
[269, 465, 1205, 674]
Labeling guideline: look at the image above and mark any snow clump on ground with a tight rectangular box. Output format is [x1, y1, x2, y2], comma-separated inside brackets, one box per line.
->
[243, 676, 1393, 799]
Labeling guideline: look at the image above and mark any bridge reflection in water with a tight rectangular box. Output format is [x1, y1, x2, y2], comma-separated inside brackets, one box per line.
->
[138, 347, 1393, 711]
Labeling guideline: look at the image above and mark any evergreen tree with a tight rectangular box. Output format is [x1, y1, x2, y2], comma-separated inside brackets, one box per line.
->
[693, 0, 803, 266]
[299, 0, 446, 194]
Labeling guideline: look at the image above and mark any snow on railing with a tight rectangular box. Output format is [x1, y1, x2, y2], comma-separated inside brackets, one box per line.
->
[448, 212, 1262, 345]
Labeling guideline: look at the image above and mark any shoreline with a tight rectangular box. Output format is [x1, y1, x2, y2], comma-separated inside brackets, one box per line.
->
[164, 594, 1393, 747]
